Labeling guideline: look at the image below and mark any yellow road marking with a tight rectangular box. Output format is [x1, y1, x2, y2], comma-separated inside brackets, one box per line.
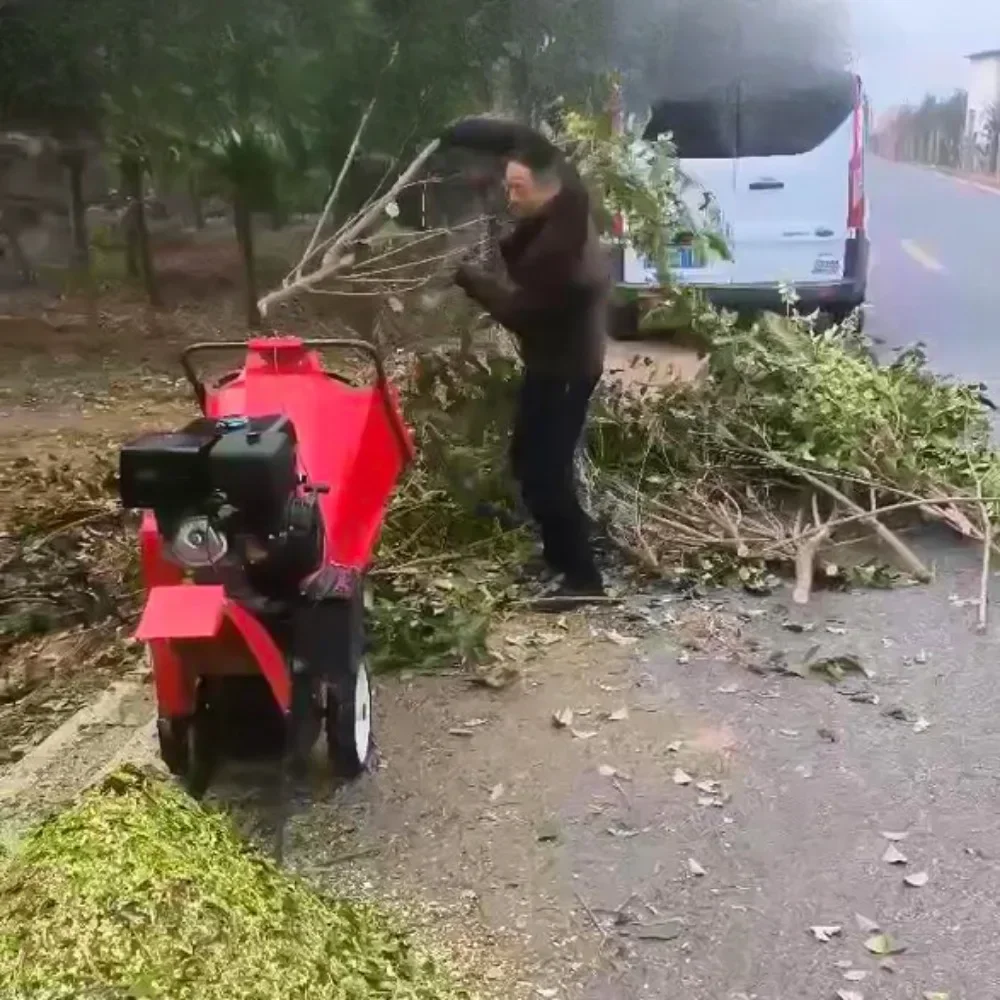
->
[900, 239, 944, 273]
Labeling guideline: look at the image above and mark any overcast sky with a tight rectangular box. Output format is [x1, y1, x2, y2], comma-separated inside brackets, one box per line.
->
[850, 0, 1000, 110]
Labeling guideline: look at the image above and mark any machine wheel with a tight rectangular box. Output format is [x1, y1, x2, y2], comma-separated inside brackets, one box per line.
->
[155, 684, 218, 799]
[608, 299, 641, 341]
[288, 670, 323, 775]
[325, 656, 373, 778]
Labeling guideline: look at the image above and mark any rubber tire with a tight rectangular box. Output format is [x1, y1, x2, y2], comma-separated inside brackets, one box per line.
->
[288, 671, 323, 776]
[608, 299, 641, 342]
[324, 593, 373, 779]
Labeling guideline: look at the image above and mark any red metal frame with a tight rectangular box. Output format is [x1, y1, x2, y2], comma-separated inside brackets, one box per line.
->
[135, 336, 412, 721]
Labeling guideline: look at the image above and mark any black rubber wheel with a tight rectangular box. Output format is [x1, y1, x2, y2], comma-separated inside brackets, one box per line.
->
[608, 299, 641, 341]
[288, 670, 323, 776]
[156, 717, 190, 776]
[324, 592, 373, 779]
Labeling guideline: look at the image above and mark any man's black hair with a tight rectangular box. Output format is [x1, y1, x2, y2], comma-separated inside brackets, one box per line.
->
[440, 117, 563, 173]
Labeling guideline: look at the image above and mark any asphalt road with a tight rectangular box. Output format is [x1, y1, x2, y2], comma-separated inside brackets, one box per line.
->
[867, 158, 1000, 402]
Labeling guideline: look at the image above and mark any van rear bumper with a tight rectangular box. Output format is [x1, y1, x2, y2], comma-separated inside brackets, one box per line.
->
[611, 234, 869, 316]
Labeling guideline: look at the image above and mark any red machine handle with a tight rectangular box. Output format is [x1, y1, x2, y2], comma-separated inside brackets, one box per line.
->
[179, 338, 414, 463]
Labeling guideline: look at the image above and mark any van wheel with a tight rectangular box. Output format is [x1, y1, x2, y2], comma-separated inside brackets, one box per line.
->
[827, 304, 865, 332]
[609, 300, 641, 341]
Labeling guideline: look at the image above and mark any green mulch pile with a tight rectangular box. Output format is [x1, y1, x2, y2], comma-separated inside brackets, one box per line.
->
[0, 766, 471, 1000]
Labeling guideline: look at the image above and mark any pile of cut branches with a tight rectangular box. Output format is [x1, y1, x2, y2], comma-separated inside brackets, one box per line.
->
[0, 765, 471, 999]
[587, 308, 1000, 606]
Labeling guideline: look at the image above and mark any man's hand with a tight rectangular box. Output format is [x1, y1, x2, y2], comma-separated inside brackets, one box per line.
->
[454, 262, 482, 294]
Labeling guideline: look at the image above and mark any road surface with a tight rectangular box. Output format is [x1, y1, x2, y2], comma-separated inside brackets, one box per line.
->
[867, 158, 1000, 403]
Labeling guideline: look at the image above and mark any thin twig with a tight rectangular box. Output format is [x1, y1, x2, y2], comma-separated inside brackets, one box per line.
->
[574, 890, 609, 942]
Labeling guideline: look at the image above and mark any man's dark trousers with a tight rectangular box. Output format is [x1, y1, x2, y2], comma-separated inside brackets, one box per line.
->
[510, 370, 602, 589]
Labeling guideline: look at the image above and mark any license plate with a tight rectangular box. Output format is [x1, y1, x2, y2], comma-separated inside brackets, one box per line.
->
[668, 247, 703, 270]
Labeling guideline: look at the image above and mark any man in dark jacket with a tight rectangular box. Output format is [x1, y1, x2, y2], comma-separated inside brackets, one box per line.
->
[444, 122, 609, 599]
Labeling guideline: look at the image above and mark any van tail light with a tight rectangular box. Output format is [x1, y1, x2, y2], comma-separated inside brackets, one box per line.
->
[848, 74, 865, 232]
[611, 212, 625, 238]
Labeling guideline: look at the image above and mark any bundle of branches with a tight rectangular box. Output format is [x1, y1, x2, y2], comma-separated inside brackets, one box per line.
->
[0, 766, 471, 999]
[587, 309, 1000, 605]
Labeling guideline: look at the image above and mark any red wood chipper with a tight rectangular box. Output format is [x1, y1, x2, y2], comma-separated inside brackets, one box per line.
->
[118, 337, 413, 795]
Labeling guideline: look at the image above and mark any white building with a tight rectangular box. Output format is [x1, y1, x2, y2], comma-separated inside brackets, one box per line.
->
[966, 49, 1000, 149]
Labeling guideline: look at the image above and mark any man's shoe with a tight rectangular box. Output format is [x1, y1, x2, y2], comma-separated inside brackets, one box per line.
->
[529, 578, 612, 612]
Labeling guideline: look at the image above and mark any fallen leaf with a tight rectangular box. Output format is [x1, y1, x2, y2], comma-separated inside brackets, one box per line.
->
[836, 991, 864, 1000]
[810, 925, 843, 943]
[843, 970, 868, 982]
[914, 649, 929, 664]
[904, 871, 929, 888]
[698, 795, 723, 807]
[604, 629, 639, 647]
[387, 295, 405, 314]
[608, 706, 629, 722]
[673, 768, 693, 786]
[855, 913, 880, 934]
[716, 684, 740, 694]
[607, 824, 641, 839]
[677, 651, 690, 665]
[696, 780, 721, 794]
[779, 729, 800, 737]
[913, 716, 931, 734]
[536, 989, 558, 999]
[632, 919, 684, 941]
[687, 858, 706, 876]
[463, 718, 488, 729]
[883, 844, 909, 865]
[598, 764, 619, 778]
[881, 830, 909, 842]
[826, 626, 848, 635]
[489, 783, 505, 802]
[552, 708, 574, 729]
[666, 741, 683, 752]
[865, 933, 905, 956]
[810, 655, 867, 683]
[571, 728, 599, 740]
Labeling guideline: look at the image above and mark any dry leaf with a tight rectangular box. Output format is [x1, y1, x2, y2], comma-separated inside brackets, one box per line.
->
[552, 708, 574, 729]
[865, 933, 904, 956]
[604, 629, 639, 647]
[810, 925, 843, 943]
[673, 768, 693, 786]
[836, 991, 864, 1000]
[855, 913, 880, 934]
[607, 824, 641, 839]
[608, 706, 629, 722]
[598, 764, 619, 778]
[489, 783, 505, 802]
[904, 871, 929, 888]
[913, 716, 931, 733]
[696, 780, 721, 794]
[881, 831, 909, 841]
[843, 970, 868, 982]
[716, 684, 740, 694]
[571, 728, 599, 740]
[666, 741, 683, 752]
[687, 858, 706, 876]
[883, 844, 909, 865]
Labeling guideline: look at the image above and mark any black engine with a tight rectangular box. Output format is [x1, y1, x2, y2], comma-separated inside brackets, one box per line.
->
[119, 414, 325, 598]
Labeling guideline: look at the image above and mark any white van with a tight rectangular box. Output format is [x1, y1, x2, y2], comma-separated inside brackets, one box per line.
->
[611, 71, 869, 333]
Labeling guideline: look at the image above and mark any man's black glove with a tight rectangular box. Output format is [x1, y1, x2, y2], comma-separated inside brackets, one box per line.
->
[454, 263, 478, 293]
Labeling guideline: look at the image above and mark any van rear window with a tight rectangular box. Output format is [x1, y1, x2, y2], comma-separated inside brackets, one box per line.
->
[738, 82, 855, 157]
[644, 76, 855, 159]
[643, 99, 735, 159]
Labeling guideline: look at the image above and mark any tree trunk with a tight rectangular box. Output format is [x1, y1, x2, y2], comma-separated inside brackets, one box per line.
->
[0, 210, 36, 286]
[188, 172, 205, 230]
[64, 149, 91, 278]
[233, 192, 261, 329]
[120, 154, 161, 306]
